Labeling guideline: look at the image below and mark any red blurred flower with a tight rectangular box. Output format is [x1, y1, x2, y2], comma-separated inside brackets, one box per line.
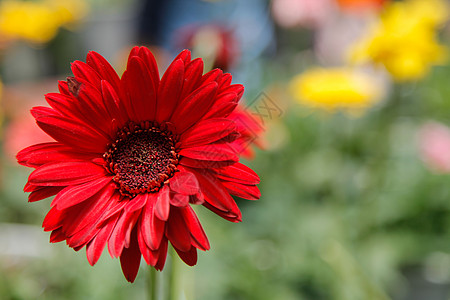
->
[17, 47, 260, 282]
[229, 105, 265, 159]
[176, 25, 239, 71]
[336, 0, 387, 12]
[4, 110, 53, 163]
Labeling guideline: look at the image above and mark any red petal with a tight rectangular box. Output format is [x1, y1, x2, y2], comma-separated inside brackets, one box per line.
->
[124, 193, 148, 213]
[121, 56, 157, 122]
[179, 143, 238, 162]
[71, 61, 103, 91]
[86, 219, 116, 266]
[51, 176, 112, 210]
[63, 183, 116, 246]
[174, 49, 191, 66]
[128, 46, 140, 59]
[155, 185, 170, 221]
[58, 80, 70, 96]
[215, 163, 260, 185]
[108, 209, 140, 258]
[218, 73, 232, 88]
[124, 211, 141, 250]
[174, 246, 197, 266]
[28, 186, 63, 202]
[166, 207, 191, 252]
[45, 93, 83, 121]
[35, 115, 108, 153]
[170, 193, 189, 207]
[180, 118, 237, 149]
[120, 228, 142, 283]
[182, 206, 210, 251]
[200, 69, 222, 86]
[217, 84, 244, 99]
[101, 80, 128, 128]
[86, 51, 121, 93]
[189, 194, 204, 205]
[137, 47, 160, 88]
[29, 162, 106, 186]
[42, 206, 64, 231]
[221, 181, 260, 200]
[119, 70, 139, 121]
[202, 202, 242, 223]
[139, 194, 165, 250]
[202, 93, 238, 120]
[96, 192, 127, 228]
[170, 82, 218, 133]
[154, 238, 168, 270]
[138, 226, 158, 266]
[17, 142, 95, 168]
[179, 156, 235, 169]
[31, 106, 59, 119]
[66, 222, 102, 249]
[189, 168, 241, 216]
[45, 90, 113, 141]
[169, 169, 199, 196]
[24, 182, 36, 192]
[50, 228, 66, 243]
[73, 80, 115, 138]
[211, 103, 241, 122]
[180, 58, 203, 100]
[156, 59, 185, 123]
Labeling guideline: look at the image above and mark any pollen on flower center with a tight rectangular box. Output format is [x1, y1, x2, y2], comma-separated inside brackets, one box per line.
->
[104, 122, 179, 197]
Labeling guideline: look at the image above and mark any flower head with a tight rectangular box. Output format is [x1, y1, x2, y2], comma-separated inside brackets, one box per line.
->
[349, 0, 448, 81]
[289, 67, 381, 114]
[17, 47, 260, 282]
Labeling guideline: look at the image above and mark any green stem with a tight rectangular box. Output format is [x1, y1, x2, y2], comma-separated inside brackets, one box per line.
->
[149, 265, 158, 300]
[167, 247, 178, 300]
[148, 247, 180, 300]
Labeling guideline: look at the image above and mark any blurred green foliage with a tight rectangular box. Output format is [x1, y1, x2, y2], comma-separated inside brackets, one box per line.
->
[192, 63, 450, 300]
[3, 62, 448, 300]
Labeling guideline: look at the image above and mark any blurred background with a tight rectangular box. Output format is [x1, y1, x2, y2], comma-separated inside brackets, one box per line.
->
[0, 0, 449, 299]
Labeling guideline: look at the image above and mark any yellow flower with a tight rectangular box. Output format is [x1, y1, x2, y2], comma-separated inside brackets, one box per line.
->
[0, 0, 88, 44]
[350, 0, 448, 82]
[46, 0, 89, 27]
[290, 67, 381, 115]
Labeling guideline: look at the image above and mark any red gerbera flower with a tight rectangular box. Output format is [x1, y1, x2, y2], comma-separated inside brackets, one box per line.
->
[17, 47, 260, 282]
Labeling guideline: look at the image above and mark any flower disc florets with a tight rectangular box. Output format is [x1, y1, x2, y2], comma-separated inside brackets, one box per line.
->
[104, 122, 179, 197]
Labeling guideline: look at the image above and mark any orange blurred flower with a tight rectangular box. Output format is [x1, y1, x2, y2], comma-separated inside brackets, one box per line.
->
[336, 0, 387, 13]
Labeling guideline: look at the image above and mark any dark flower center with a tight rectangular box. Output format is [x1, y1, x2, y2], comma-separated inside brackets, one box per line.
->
[104, 122, 179, 197]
